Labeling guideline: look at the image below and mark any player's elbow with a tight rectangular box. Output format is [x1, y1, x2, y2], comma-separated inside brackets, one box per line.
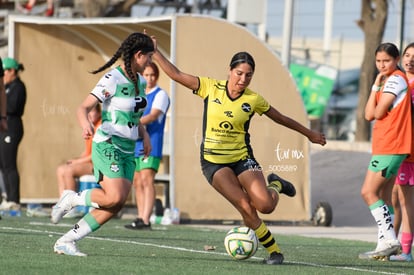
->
[364, 111, 374, 121]
[373, 111, 387, 120]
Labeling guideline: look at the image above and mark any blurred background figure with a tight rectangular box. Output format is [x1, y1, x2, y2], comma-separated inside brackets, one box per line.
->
[0, 171, 6, 202]
[0, 57, 27, 211]
[79, 0, 110, 17]
[0, 57, 6, 132]
[125, 62, 170, 230]
[0, 57, 7, 210]
[22, 0, 55, 16]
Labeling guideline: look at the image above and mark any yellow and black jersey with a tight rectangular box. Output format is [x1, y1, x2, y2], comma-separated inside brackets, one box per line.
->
[194, 77, 271, 164]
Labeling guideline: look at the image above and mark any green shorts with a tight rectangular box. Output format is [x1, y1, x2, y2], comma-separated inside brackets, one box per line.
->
[135, 156, 161, 172]
[92, 141, 136, 182]
[368, 154, 408, 179]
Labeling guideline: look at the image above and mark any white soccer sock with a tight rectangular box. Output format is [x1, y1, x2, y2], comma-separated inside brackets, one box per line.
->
[72, 190, 99, 208]
[375, 228, 384, 250]
[370, 203, 397, 242]
[71, 190, 87, 207]
[59, 218, 92, 243]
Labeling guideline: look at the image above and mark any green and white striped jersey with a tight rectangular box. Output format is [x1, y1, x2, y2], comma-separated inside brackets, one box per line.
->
[91, 66, 147, 153]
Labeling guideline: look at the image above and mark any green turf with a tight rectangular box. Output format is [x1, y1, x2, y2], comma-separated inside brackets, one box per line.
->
[0, 215, 412, 275]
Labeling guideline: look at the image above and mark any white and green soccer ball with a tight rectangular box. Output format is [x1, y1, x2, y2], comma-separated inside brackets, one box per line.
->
[224, 226, 258, 260]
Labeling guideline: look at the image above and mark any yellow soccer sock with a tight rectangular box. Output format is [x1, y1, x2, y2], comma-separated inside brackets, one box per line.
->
[268, 180, 282, 193]
[254, 221, 281, 254]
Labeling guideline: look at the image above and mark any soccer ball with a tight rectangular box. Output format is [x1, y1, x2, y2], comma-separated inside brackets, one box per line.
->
[224, 226, 258, 260]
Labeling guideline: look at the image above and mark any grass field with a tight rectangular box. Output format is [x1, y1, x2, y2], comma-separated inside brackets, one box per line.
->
[0, 214, 412, 275]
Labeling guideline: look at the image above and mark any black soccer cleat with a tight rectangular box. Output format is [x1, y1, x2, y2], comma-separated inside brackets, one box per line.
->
[267, 173, 296, 197]
[124, 218, 152, 230]
[263, 252, 284, 265]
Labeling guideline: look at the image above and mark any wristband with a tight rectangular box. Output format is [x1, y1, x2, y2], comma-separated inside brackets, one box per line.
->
[0, 116, 6, 120]
[371, 84, 380, 92]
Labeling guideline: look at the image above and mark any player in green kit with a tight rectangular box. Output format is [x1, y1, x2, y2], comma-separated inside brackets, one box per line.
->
[51, 32, 154, 256]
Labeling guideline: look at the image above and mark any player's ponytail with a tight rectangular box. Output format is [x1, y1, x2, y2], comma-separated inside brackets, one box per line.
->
[90, 32, 154, 95]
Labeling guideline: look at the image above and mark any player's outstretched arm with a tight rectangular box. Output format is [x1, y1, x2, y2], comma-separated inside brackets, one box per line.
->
[265, 106, 326, 146]
[150, 35, 199, 91]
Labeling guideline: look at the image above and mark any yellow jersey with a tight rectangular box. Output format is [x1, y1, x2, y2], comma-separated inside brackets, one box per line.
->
[194, 77, 270, 163]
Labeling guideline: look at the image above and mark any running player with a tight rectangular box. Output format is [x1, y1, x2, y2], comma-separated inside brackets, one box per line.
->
[51, 32, 154, 256]
[150, 35, 326, 265]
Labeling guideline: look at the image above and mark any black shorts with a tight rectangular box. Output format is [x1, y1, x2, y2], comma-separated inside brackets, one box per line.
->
[200, 157, 261, 185]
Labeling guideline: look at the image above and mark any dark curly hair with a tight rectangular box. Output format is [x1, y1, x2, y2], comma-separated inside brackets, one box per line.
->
[91, 32, 154, 95]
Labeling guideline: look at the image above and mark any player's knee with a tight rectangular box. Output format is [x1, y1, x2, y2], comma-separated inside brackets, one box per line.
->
[60, 165, 74, 177]
[360, 188, 368, 201]
[56, 165, 65, 176]
[108, 191, 130, 208]
[239, 199, 275, 215]
[360, 188, 377, 205]
[256, 201, 276, 214]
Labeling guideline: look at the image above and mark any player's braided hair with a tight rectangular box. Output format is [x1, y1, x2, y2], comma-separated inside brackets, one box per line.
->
[90, 32, 154, 95]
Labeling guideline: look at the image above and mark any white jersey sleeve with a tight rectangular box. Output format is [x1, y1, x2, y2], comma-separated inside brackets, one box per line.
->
[90, 70, 119, 102]
[152, 89, 170, 114]
[383, 74, 408, 97]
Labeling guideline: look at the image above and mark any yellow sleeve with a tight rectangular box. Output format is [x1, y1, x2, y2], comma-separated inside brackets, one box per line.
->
[254, 93, 271, 115]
